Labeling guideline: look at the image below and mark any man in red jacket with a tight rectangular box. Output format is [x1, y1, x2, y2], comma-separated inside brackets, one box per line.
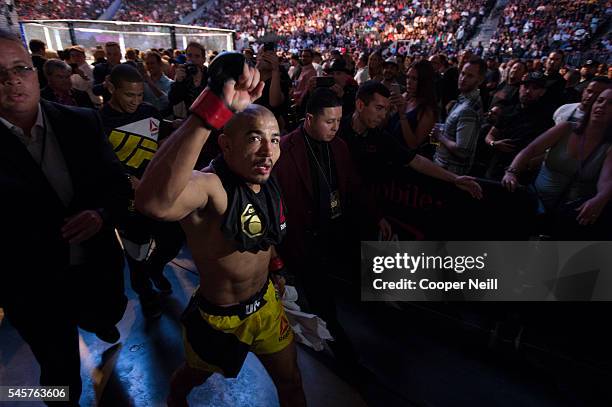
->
[274, 88, 377, 382]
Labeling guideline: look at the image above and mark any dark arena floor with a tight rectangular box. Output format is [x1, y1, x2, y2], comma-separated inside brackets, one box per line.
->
[1, 248, 610, 407]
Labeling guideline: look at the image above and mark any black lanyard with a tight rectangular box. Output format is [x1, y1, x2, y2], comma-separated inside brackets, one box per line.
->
[304, 134, 333, 188]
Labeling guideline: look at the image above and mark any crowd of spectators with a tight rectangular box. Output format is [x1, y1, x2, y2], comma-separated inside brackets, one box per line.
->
[196, 0, 361, 50]
[115, 0, 202, 23]
[16, 0, 610, 66]
[14, 0, 494, 65]
[344, 0, 493, 55]
[31, 39, 612, 237]
[17, 0, 491, 54]
[562, 31, 612, 66]
[15, 0, 201, 22]
[16, 0, 112, 20]
[489, 0, 612, 63]
[195, 0, 493, 54]
[15, 0, 612, 68]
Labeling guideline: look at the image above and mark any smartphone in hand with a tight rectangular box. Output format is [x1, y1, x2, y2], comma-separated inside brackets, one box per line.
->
[390, 82, 401, 96]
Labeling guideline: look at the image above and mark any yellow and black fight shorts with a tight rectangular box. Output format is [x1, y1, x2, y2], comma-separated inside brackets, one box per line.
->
[181, 279, 293, 378]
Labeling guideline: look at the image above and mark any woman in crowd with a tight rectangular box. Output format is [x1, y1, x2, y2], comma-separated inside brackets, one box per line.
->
[367, 51, 384, 82]
[387, 60, 438, 150]
[502, 89, 612, 238]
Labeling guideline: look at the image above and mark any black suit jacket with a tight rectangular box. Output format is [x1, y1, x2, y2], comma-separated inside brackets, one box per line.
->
[0, 101, 131, 326]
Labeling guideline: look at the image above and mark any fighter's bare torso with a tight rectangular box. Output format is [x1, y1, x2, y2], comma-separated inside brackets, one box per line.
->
[180, 167, 271, 305]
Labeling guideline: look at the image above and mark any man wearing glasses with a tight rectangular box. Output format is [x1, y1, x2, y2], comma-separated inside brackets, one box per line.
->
[0, 30, 131, 406]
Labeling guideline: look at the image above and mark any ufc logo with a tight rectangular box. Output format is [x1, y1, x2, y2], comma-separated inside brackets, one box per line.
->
[245, 300, 261, 315]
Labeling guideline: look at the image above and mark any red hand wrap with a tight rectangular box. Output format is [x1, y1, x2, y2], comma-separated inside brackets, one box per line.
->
[189, 88, 234, 130]
[269, 257, 284, 272]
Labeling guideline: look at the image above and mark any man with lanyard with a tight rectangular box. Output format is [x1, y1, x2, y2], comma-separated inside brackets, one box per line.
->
[274, 88, 366, 383]
[136, 53, 306, 406]
[101, 64, 184, 318]
[553, 77, 611, 126]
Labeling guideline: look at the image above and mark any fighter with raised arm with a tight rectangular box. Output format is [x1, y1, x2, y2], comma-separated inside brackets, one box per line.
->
[136, 53, 306, 407]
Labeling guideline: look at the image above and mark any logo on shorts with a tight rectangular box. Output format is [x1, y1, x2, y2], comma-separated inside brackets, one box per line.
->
[279, 314, 290, 341]
[241, 204, 265, 238]
[279, 199, 286, 231]
[245, 300, 261, 315]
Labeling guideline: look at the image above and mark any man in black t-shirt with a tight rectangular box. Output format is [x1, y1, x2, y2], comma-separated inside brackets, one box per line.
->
[484, 72, 554, 180]
[490, 60, 527, 108]
[101, 64, 184, 318]
[337, 82, 477, 188]
[337, 81, 483, 225]
[574, 59, 598, 95]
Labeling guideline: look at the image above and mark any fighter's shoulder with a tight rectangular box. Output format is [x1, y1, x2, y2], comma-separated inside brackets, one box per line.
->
[190, 167, 227, 214]
[192, 166, 226, 199]
[194, 166, 223, 189]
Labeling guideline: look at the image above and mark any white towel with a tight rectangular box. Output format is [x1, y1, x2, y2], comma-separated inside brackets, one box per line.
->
[281, 285, 334, 351]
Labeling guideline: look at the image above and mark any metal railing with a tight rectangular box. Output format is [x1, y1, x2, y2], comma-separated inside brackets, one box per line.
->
[19, 19, 235, 53]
